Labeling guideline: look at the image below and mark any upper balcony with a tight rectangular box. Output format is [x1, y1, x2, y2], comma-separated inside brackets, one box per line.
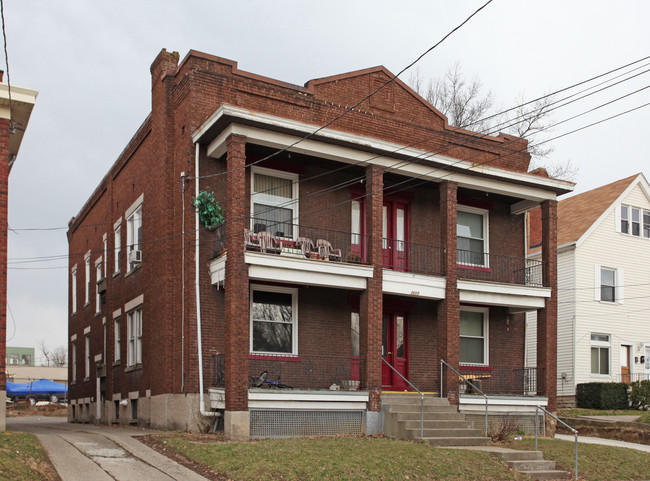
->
[209, 218, 550, 310]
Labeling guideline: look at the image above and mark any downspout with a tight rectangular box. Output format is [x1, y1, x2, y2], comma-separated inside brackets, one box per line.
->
[194, 142, 218, 417]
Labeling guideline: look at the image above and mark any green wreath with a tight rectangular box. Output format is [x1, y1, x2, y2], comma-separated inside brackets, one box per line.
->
[192, 190, 223, 230]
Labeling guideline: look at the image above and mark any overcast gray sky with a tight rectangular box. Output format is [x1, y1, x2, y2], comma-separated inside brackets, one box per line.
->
[5, 1, 650, 359]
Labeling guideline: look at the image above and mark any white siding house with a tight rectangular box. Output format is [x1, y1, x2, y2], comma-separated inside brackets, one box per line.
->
[527, 173, 650, 406]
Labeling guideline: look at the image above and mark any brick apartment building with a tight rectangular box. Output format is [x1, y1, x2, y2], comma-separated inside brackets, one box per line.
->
[67, 49, 572, 438]
[0, 78, 37, 432]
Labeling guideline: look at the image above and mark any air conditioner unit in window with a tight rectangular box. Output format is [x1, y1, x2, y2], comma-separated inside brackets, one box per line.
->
[129, 249, 142, 265]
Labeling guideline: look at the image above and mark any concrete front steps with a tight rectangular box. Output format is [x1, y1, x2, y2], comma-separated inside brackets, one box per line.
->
[382, 393, 489, 446]
[499, 450, 569, 480]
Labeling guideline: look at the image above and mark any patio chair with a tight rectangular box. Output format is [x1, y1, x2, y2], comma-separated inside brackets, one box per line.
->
[316, 239, 342, 261]
[258, 231, 282, 254]
[296, 237, 315, 257]
[244, 229, 261, 251]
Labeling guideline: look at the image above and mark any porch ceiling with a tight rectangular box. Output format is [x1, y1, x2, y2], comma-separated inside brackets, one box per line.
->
[458, 279, 550, 310]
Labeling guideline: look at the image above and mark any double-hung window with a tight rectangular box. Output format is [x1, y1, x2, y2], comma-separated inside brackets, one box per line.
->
[125, 195, 143, 272]
[591, 333, 610, 375]
[459, 308, 489, 365]
[84, 252, 91, 305]
[71, 339, 77, 384]
[595, 265, 623, 303]
[457, 207, 488, 266]
[85, 334, 90, 380]
[71, 266, 77, 314]
[250, 286, 297, 355]
[251, 167, 298, 239]
[127, 308, 142, 366]
[95, 259, 102, 314]
[620, 205, 650, 238]
[114, 218, 122, 274]
[114, 318, 121, 363]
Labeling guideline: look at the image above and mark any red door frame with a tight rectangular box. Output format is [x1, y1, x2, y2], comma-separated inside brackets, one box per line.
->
[382, 310, 409, 390]
[382, 200, 409, 271]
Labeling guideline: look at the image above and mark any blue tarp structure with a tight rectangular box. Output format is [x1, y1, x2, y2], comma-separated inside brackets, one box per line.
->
[6, 379, 68, 397]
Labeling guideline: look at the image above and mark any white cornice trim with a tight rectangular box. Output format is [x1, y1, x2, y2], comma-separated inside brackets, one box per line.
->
[195, 105, 573, 201]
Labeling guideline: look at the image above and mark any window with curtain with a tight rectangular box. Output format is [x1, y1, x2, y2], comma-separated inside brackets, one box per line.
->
[251, 169, 298, 239]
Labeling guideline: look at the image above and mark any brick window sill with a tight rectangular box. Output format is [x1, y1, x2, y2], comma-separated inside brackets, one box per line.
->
[125, 364, 142, 373]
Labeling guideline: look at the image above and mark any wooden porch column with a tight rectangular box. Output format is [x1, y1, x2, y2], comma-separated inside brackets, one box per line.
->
[224, 133, 250, 438]
[360, 164, 383, 411]
[537, 199, 558, 411]
[437, 181, 460, 402]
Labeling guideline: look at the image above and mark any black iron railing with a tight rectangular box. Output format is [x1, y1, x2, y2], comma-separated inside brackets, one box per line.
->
[213, 353, 365, 390]
[457, 365, 545, 396]
[382, 238, 444, 276]
[457, 249, 545, 287]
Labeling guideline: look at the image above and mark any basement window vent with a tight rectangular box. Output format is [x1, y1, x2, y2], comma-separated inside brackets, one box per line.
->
[249, 409, 363, 438]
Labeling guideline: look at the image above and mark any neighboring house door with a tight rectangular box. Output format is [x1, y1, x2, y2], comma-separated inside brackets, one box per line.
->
[383, 201, 408, 271]
[621, 345, 631, 383]
[382, 312, 409, 390]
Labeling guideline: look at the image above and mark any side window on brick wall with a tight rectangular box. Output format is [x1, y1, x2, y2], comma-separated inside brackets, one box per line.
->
[71, 265, 77, 314]
[460, 308, 489, 365]
[250, 285, 298, 355]
[457, 206, 489, 267]
[127, 308, 142, 366]
[125, 195, 143, 273]
[250, 167, 298, 240]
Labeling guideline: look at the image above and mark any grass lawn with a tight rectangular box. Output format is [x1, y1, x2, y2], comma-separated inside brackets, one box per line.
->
[153, 435, 528, 480]
[0, 430, 58, 481]
[559, 408, 650, 423]
[512, 437, 650, 481]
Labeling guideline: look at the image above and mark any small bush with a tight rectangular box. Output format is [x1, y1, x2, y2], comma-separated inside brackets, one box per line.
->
[489, 414, 521, 443]
[630, 380, 650, 411]
[576, 382, 629, 410]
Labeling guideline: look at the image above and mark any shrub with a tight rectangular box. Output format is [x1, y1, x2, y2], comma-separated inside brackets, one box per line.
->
[630, 380, 650, 411]
[576, 382, 629, 410]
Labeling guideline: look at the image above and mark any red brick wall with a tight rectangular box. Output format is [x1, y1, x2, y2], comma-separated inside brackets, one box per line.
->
[0, 118, 9, 393]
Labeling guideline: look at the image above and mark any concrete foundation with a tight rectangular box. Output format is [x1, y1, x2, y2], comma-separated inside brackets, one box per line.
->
[0, 390, 5, 431]
[364, 410, 383, 435]
[225, 410, 250, 440]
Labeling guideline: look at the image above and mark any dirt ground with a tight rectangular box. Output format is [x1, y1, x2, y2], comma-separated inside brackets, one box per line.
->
[6, 402, 68, 417]
[558, 417, 650, 445]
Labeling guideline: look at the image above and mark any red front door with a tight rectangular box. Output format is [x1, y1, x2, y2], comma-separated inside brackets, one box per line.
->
[383, 201, 408, 271]
[382, 312, 409, 390]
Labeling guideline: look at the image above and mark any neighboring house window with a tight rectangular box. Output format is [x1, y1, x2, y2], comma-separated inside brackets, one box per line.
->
[645, 347, 650, 370]
[85, 334, 90, 379]
[71, 266, 77, 314]
[114, 222, 121, 274]
[457, 207, 488, 266]
[591, 333, 610, 375]
[620, 205, 650, 238]
[84, 252, 91, 305]
[600, 268, 616, 303]
[251, 167, 298, 239]
[459, 308, 489, 365]
[250, 286, 298, 355]
[114, 318, 121, 363]
[95, 259, 102, 314]
[127, 308, 142, 366]
[595, 265, 624, 303]
[71, 341, 77, 383]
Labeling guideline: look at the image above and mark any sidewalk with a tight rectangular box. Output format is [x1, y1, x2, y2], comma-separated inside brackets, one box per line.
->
[555, 433, 650, 453]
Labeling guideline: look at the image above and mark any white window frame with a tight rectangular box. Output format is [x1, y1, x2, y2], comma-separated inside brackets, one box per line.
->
[594, 265, 624, 304]
[127, 308, 143, 367]
[250, 284, 298, 355]
[457, 206, 489, 267]
[71, 265, 77, 314]
[114, 317, 121, 363]
[590, 333, 611, 376]
[459, 307, 489, 366]
[95, 258, 102, 314]
[84, 252, 91, 305]
[114, 218, 122, 274]
[250, 166, 299, 240]
[84, 334, 90, 380]
[619, 204, 650, 238]
[71, 340, 77, 384]
[126, 195, 143, 273]
[103, 233, 108, 275]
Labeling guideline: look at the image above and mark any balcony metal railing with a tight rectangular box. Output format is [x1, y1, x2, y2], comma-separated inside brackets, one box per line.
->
[213, 224, 546, 287]
[382, 238, 444, 277]
[457, 249, 545, 287]
[213, 353, 365, 390]
[457, 365, 545, 396]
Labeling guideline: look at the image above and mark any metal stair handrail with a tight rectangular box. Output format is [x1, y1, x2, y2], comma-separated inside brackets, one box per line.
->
[535, 405, 578, 480]
[440, 360, 488, 437]
[382, 358, 425, 439]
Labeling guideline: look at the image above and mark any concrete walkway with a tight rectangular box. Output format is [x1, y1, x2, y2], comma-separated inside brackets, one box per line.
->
[555, 433, 650, 453]
[7, 416, 210, 481]
[576, 415, 640, 423]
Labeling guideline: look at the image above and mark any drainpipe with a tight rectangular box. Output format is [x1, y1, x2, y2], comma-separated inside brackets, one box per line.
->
[194, 142, 218, 418]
